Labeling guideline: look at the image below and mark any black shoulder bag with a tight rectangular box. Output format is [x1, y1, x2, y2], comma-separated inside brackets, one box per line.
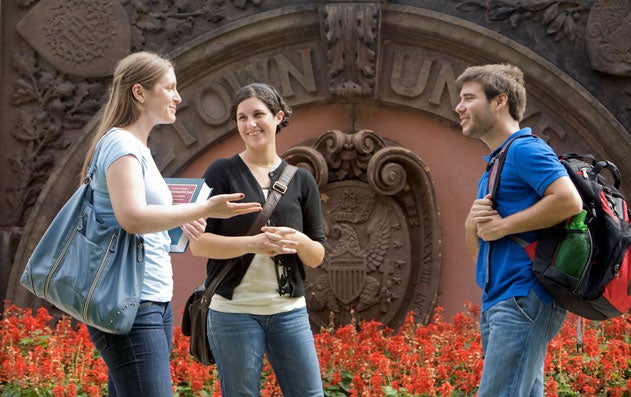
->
[181, 164, 298, 365]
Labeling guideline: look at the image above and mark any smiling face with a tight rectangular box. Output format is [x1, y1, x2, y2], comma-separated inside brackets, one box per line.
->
[142, 68, 181, 125]
[235, 96, 283, 150]
[455, 81, 498, 140]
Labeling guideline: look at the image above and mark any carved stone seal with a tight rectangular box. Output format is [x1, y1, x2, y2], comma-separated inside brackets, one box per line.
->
[16, 0, 131, 78]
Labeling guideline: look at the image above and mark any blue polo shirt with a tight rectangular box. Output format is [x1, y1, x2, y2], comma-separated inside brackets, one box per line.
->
[476, 128, 568, 311]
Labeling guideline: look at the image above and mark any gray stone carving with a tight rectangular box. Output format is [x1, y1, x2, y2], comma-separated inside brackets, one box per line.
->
[7, 51, 105, 225]
[285, 130, 442, 329]
[587, 0, 631, 76]
[16, 0, 131, 78]
[452, 0, 591, 42]
[322, 3, 379, 98]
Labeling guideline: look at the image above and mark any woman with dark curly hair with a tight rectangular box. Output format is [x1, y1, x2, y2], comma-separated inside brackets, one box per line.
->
[187, 83, 325, 396]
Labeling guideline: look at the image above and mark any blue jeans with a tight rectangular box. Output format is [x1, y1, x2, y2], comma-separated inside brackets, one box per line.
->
[87, 301, 173, 397]
[478, 288, 566, 397]
[208, 307, 323, 397]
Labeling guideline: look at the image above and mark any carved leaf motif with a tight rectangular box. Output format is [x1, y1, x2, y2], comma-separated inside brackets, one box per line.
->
[39, 71, 56, 89]
[547, 13, 567, 34]
[543, 3, 560, 25]
[8, 157, 26, 178]
[62, 115, 88, 131]
[13, 111, 38, 142]
[454, 0, 588, 42]
[11, 53, 37, 78]
[77, 98, 103, 113]
[32, 155, 55, 178]
[47, 99, 65, 119]
[53, 81, 76, 98]
[23, 186, 41, 209]
[564, 15, 577, 42]
[7, 49, 106, 224]
[11, 79, 37, 106]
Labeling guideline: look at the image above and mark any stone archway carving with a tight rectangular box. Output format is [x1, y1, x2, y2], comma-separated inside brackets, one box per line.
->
[8, 4, 631, 318]
[284, 129, 441, 329]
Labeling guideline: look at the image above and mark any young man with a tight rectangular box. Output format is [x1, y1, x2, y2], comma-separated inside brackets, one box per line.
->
[455, 64, 582, 396]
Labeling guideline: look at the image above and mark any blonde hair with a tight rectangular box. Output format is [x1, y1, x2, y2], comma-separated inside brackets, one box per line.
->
[455, 63, 527, 122]
[80, 51, 174, 180]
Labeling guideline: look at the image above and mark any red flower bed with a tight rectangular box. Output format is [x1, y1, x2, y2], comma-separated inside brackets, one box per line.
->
[1, 301, 629, 396]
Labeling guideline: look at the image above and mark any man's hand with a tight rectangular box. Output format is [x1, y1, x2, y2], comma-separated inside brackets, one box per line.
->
[466, 193, 506, 242]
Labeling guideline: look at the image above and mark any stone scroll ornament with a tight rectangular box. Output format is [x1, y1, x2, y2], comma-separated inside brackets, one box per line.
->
[16, 0, 131, 78]
[284, 130, 442, 330]
[586, 0, 631, 76]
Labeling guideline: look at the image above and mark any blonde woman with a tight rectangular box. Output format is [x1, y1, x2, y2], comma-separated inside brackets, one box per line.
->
[82, 52, 261, 396]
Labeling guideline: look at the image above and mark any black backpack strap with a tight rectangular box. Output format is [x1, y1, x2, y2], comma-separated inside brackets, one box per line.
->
[487, 134, 534, 209]
[483, 134, 535, 292]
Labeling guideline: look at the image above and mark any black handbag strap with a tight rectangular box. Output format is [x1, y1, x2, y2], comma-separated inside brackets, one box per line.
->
[202, 164, 299, 299]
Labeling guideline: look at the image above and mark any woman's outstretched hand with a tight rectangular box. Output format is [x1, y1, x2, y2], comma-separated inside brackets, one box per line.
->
[204, 193, 262, 218]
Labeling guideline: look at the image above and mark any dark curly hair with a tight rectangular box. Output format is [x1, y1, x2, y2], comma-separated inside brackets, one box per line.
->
[230, 83, 292, 133]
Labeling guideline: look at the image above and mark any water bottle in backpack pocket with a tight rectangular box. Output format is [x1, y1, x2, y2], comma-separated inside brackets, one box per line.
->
[489, 135, 631, 320]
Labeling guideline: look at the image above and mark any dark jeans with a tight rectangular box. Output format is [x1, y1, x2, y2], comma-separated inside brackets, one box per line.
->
[87, 301, 173, 397]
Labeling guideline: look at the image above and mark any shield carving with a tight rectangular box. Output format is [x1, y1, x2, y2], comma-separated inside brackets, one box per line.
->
[328, 248, 366, 305]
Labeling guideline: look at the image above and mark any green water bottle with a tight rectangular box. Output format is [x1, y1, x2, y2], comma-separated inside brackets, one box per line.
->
[554, 210, 590, 278]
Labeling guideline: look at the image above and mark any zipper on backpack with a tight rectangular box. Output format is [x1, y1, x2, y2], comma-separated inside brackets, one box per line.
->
[44, 212, 87, 299]
[82, 232, 117, 322]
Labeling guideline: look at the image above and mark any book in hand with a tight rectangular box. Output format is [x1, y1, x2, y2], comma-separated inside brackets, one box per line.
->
[165, 178, 213, 253]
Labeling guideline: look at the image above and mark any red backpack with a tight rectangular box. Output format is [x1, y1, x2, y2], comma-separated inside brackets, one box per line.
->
[489, 135, 631, 320]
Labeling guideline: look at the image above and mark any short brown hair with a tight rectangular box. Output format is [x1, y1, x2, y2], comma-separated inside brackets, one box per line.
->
[455, 63, 527, 122]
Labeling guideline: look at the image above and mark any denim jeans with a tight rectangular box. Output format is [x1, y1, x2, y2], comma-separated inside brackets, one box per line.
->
[478, 288, 566, 397]
[208, 306, 323, 397]
[87, 301, 173, 397]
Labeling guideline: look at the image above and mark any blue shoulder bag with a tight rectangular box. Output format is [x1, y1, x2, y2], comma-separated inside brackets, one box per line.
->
[20, 139, 145, 334]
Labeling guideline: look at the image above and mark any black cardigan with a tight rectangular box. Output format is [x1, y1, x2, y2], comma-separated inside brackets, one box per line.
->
[202, 155, 325, 299]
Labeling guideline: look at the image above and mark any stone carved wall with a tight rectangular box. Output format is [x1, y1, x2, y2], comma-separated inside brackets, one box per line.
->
[586, 0, 631, 76]
[2, 1, 631, 324]
[16, 0, 131, 78]
[323, 3, 379, 98]
[285, 130, 441, 328]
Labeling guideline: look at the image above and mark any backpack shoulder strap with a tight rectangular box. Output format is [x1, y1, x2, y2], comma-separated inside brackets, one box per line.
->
[487, 134, 536, 208]
[487, 134, 538, 249]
